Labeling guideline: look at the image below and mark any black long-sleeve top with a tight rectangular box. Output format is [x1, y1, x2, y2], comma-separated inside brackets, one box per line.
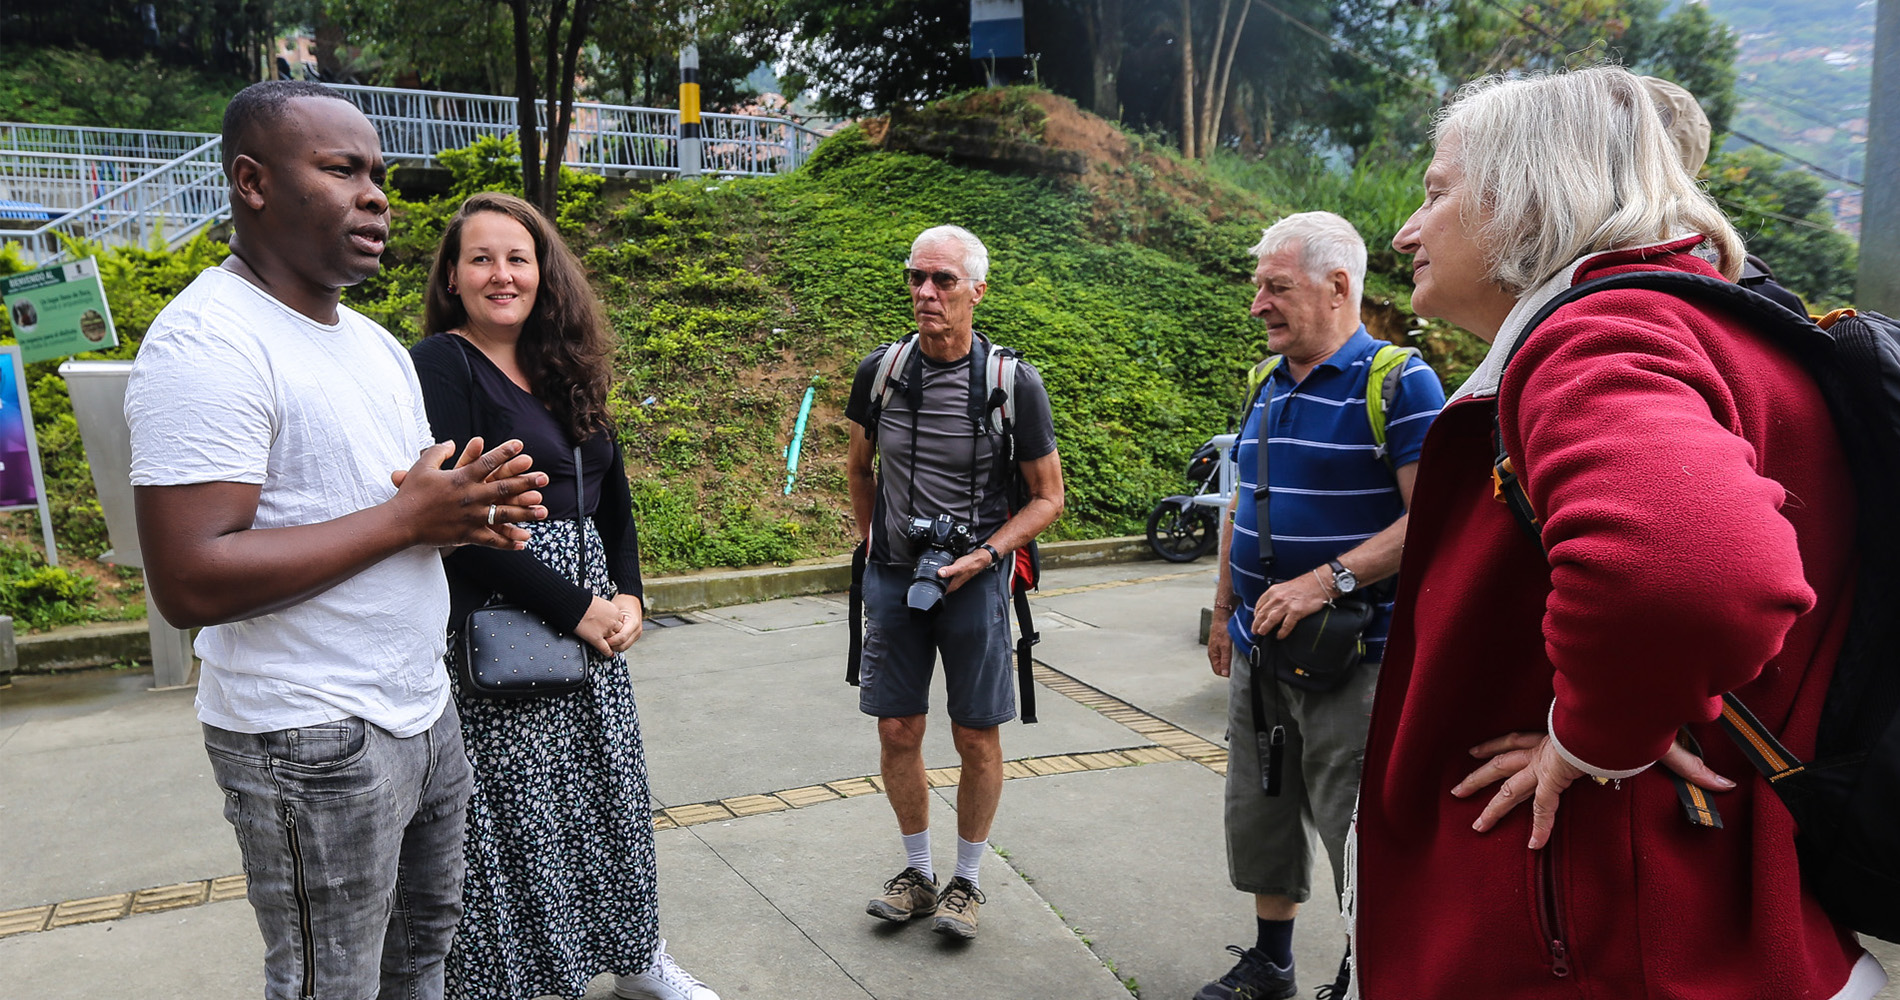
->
[410, 333, 643, 636]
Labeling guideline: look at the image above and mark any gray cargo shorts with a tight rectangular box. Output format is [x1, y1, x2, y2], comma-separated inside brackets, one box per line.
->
[1224, 643, 1380, 904]
[858, 560, 1016, 727]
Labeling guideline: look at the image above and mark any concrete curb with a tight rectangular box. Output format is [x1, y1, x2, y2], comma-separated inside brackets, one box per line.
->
[13, 536, 1161, 675]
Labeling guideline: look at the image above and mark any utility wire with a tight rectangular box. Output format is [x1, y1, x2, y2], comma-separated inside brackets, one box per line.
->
[1738, 73, 1862, 118]
[1735, 84, 1866, 136]
[1727, 129, 1863, 187]
[1711, 192, 1845, 234]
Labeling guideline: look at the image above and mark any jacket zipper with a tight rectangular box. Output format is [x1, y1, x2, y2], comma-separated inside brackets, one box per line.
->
[284, 804, 317, 999]
[1535, 848, 1572, 978]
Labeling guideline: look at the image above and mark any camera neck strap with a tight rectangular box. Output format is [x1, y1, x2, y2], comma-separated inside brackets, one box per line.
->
[900, 344, 985, 532]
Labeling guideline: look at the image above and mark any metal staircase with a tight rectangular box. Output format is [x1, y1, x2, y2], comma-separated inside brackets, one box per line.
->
[1, 86, 824, 266]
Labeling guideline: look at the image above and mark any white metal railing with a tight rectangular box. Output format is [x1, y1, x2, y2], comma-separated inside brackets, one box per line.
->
[328, 84, 825, 177]
[2, 85, 825, 263]
[0, 122, 218, 164]
[6, 138, 226, 265]
[0, 150, 194, 218]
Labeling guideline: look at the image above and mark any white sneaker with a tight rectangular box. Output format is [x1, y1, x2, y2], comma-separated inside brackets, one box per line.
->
[613, 939, 720, 1000]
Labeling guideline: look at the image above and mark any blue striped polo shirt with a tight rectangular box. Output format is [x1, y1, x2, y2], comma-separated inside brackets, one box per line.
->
[1225, 327, 1446, 660]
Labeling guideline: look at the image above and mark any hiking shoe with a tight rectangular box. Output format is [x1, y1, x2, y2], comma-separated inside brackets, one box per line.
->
[1314, 951, 1351, 1000]
[866, 866, 939, 921]
[613, 939, 720, 1000]
[931, 876, 984, 939]
[1192, 945, 1296, 1000]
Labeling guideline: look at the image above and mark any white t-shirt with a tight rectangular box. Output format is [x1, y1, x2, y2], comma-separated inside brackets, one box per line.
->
[126, 267, 451, 737]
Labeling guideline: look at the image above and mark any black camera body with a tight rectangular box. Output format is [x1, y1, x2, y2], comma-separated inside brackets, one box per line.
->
[904, 514, 976, 610]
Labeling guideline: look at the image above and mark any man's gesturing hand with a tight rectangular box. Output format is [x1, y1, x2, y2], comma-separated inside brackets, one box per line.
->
[390, 438, 548, 549]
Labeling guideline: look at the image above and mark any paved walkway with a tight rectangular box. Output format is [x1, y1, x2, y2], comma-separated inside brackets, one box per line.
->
[0, 559, 1892, 999]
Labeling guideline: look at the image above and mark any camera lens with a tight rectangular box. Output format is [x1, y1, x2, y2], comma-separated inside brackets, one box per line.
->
[907, 547, 956, 611]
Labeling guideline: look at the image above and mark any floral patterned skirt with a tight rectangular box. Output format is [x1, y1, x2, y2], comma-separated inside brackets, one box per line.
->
[444, 518, 658, 1000]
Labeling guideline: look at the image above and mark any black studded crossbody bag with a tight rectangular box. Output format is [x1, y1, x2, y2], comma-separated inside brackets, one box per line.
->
[448, 336, 592, 698]
[457, 443, 591, 698]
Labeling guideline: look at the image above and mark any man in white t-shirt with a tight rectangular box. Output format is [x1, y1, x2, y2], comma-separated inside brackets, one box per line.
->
[125, 81, 550, 1000]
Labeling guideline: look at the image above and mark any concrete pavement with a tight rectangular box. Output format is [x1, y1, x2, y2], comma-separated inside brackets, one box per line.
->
[2, 558, 1893, 999]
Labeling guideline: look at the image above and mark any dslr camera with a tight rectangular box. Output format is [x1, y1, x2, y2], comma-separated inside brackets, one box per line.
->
[904, 514, 976, 611]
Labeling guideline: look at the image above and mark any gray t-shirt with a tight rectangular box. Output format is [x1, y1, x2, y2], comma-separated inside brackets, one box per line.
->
[846, 337, 1057, 566]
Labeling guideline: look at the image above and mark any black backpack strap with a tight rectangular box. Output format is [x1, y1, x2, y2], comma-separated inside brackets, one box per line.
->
[1667, 725, 1724, 829]
[846, 540, 867, 686]
[1013, 564, 1039, 724]
[1715, 691, 1808, 785]
[1491, 270, 1827, 545]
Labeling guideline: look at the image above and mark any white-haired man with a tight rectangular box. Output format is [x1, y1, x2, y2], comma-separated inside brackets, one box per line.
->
[1199, 212, 1444, 1000]
[844, 224, 1064, 940]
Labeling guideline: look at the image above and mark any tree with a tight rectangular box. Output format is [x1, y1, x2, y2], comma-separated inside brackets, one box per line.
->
[1426, 0, 1739, 134]
[761, 0, 987, 116]
[507, 0, 601, 217]
[1027, 0, 1129, 118]
[7, 0, 285, 79]
[1175, 0, 1250, 158]
[586, 2, 763, 111]
[322, 0, 518, 92]
[1704, 148, 1859, 308]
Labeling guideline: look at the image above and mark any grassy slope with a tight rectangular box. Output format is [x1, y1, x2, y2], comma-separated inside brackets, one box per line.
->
[591, 121, 1277, 571]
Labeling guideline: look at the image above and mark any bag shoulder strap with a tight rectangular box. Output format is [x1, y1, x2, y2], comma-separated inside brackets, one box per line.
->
[862, 334, 920, 445]
[872, 334, 919, 409]
[981, 338, 1021, 463]
[572, 443, 586, 582]
[1366, 344, 1421, 466]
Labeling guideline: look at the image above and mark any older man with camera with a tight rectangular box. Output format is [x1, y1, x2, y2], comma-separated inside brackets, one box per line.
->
[1198, 212, 1444, 1000]
[844, 224, 1064, 940]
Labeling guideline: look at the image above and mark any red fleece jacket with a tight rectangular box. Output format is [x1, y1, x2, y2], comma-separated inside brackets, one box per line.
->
[1354, 245, 1867, 999]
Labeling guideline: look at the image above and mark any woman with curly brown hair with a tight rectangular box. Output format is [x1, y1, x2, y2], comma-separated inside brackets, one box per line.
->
[411, 192, 718, 1000]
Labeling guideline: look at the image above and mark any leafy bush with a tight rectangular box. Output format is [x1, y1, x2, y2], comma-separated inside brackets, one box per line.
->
[0, 47, 238, 133]
[1704, 148, 1859, 310]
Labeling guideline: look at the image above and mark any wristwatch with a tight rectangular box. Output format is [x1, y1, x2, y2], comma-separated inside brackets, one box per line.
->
[1327, 558, 1358, 595]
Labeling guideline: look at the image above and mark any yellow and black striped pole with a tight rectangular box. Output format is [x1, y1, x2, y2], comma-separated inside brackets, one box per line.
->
[678, 13, 702, 178]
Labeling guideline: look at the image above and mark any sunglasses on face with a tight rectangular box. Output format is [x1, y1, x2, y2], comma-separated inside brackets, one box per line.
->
[903, 268, 972, 290]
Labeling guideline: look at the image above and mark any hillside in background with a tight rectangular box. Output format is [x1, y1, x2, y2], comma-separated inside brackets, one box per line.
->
[1704, 0, 1872, 233]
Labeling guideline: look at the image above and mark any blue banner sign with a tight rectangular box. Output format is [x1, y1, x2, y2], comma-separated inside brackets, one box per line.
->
[971, 0, 1025, 60]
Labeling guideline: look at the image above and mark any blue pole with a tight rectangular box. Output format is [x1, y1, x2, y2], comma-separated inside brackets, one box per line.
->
[783, 385, 816, 494]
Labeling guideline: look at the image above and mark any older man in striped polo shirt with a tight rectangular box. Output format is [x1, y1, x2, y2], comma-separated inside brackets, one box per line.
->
[1198, 212, 1445, 1000]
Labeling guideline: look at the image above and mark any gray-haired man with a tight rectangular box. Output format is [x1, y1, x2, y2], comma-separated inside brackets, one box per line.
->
[1199, 212, 1443, 999]
[844, 225, 1064, 939]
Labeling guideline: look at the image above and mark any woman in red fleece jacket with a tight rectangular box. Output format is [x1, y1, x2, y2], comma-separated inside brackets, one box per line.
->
[1353, 66, 1885, 999]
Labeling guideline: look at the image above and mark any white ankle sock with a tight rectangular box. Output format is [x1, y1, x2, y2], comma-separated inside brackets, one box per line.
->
[903, 829, 933, 880]
[955, 836, 986, 887]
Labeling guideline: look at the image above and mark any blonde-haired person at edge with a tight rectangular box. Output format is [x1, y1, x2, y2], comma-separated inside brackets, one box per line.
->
[1351, 65, 1885, 998]
[410, 192, 717, 1000]
[1642, 73, 1814, 318]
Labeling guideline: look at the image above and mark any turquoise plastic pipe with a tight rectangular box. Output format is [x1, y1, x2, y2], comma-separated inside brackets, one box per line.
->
[783, 385, 816, 494]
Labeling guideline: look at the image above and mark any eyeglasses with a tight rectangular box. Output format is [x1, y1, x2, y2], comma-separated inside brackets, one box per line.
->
[904, 268, 973, 290]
